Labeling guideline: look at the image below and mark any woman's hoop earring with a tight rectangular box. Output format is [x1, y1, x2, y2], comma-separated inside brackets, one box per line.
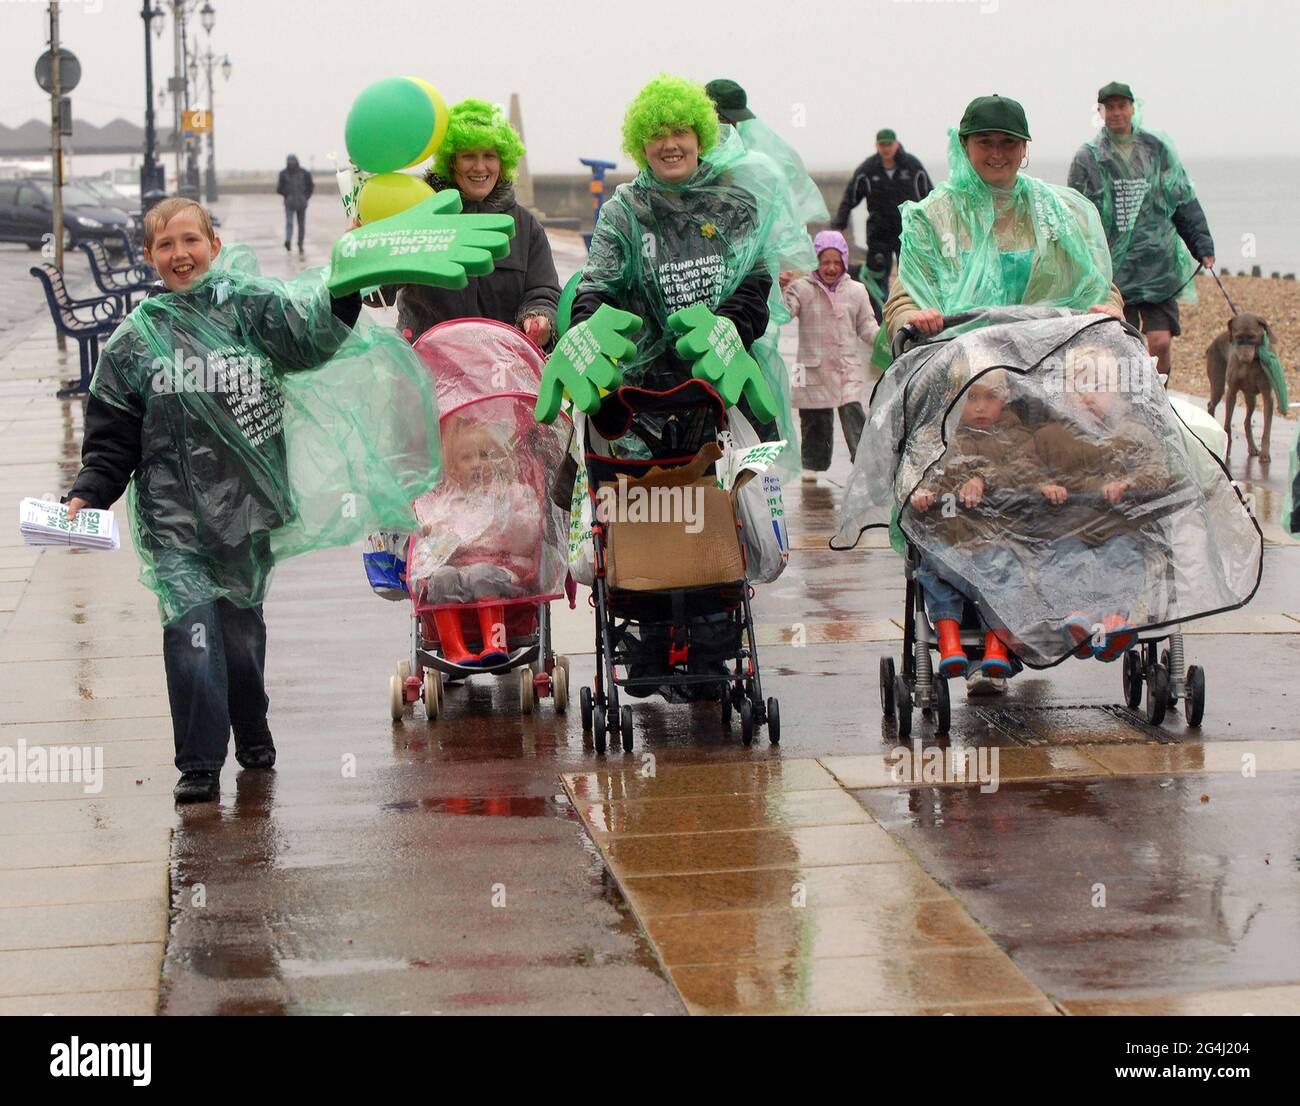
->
[1020, 155, 1029, 168]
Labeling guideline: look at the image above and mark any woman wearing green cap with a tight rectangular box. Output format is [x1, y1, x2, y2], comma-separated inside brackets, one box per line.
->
[387, 99, 561, 347]
[884, 94, 1123, 339]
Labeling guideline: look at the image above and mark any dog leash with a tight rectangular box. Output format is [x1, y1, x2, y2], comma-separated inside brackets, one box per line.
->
[1208, 266, 1240, 317]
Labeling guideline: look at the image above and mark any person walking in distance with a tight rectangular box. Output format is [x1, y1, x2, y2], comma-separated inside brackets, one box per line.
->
[277, 154, 314, 256]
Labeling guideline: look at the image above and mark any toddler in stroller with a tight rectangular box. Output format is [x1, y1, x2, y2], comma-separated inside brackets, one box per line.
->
[833, 306, 1262, 734]
[381, 318, 572, 721]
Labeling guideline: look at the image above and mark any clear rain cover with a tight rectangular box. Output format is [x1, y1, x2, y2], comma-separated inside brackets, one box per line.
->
[408, 319, 570, 610]
[833, 307, 1262, 667]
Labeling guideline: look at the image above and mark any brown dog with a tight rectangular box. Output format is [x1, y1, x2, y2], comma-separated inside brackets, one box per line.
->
[1206, 312, 1275, 462]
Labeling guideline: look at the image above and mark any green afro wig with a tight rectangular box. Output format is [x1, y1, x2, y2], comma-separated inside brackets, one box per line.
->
[621, 75, 721, 170]
[433, 98, 526, 182]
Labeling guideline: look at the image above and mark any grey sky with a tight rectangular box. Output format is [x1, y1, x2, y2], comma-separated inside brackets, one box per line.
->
[2, 0, 1297, 176]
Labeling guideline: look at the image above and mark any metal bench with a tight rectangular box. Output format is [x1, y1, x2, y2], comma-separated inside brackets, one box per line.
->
[28, 263, 126, 398]
[107, 226, 146, 269]
[79, 240, 155, 309]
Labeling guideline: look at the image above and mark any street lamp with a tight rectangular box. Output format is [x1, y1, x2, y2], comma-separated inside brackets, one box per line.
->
[196, 3, 229, 203]
[140, 0, 167, 207]
[200, 2, 215, 33]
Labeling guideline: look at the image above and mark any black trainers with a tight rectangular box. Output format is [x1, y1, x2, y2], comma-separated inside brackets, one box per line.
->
[234, 726, 276, 770]
[284, 239, 291, 252]
[174, 770, 220, 804]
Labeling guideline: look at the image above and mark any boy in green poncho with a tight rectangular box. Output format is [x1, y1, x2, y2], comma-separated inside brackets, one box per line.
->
[1068, 82, 1216, 379]
[65, 199, 386, 804]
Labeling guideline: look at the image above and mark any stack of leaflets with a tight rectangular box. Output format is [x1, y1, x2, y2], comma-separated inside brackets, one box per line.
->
[18, 498, 120, 550]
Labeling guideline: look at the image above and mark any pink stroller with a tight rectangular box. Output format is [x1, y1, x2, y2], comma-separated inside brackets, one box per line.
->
[387, 318, 573, 722]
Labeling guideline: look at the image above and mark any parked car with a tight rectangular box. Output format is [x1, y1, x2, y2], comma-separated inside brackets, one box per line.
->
[0, 177, 132, 252]
[75, 176, 135, 215]
[107, 167, 141, 201]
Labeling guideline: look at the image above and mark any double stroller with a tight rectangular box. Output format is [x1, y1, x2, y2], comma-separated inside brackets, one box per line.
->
[575, 379, 778, 753]
[370, 318, 573, 722]
[833, 306, 1263, 737]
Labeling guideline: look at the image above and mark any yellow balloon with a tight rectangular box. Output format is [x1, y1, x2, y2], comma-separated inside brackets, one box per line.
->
[357, 172, 434, 224]
[402, 76, 449, 167]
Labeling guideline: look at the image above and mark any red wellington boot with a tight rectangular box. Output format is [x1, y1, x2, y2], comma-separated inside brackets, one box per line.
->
[935, 619, 968, 678]
[980, 631, 1014, 677]
[476, 605, 509, 665]
[432, 609, 479, 667]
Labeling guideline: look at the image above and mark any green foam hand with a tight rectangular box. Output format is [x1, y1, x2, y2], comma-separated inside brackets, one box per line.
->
[326, 189, 515, 297]
[534, 304, 641, 423]
[667, 304, 778, 423]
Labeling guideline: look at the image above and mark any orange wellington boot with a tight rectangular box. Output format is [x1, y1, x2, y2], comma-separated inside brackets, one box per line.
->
[432, 609, 479, 666]
[980, 631, 1014, 677]
[936, 619, 968, 678]
[476, 604, 509, 665]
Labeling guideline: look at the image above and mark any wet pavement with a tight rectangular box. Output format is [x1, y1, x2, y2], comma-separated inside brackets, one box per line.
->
[2, 194, 1299, 1015]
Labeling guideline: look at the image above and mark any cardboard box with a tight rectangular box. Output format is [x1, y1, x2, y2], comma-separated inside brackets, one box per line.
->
[602, 443, 751, 591]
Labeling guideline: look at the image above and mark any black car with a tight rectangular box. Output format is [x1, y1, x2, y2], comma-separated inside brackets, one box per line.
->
[0, 177, 132, 251]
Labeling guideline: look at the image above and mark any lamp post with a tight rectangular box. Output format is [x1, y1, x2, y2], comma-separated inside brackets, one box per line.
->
[139, 0, 166, 207]
[195, 2, 228, 203]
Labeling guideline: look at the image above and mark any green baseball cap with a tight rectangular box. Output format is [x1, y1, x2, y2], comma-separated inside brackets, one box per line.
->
[957, 94, 1032, 140]
[876, 128, 897, 142]
[1097, 80, 1135, 103]
[704, 79, 755, 123]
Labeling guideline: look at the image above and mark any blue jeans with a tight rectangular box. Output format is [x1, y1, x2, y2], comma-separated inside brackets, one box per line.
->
[284, 204, 306, 247]
[1052, 534, 1146, 619]
[162, 600, 269, 772]
[916, 546, 1018, 625]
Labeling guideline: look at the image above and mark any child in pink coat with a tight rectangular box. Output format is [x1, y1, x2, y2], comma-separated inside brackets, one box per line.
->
[781, 230, 879, 477]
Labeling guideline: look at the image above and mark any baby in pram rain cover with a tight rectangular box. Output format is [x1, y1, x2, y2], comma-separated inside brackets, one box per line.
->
[834, 307, 1263, 670]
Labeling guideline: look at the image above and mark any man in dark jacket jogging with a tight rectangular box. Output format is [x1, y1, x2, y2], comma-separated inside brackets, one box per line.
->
[276, 154, 314, 256]
[831, 128, 932, 320]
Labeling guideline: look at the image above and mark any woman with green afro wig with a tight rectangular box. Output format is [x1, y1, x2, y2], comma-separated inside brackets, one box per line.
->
[567, 74, 814, 463]
[433, 98, 526, 183]
[381, 97, 560, 348]
[620, 74, 721, 175]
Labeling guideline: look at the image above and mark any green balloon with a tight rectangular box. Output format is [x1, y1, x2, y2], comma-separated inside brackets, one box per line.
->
[345, 77, 436, 174]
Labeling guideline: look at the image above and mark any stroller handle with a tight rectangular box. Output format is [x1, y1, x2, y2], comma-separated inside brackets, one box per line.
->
[891, 312, 978, 360]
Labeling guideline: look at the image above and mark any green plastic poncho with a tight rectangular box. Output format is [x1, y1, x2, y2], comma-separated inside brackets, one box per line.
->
[578, 127, 815, 465]
[732, 117, 829, 228]
[90, 245, 440, 624]
[897, 129, 1113, 317]
[1068, 123, 1202, 305]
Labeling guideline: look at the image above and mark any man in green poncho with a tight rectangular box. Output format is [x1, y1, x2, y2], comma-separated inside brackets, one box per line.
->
[65, 199, 437, 803]
[1068, 81, 1216, 378]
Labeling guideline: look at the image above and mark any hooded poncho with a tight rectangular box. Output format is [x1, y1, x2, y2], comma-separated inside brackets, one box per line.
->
[576, 127, 815, 462]
[897, 130, 1113, 317]
[89, 245, 440, 623]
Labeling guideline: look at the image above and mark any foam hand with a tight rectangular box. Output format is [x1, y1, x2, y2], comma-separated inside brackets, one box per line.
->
[534, 304, 642, 423]
[326, 190, 515, 296]
[667, 304, 778, 423]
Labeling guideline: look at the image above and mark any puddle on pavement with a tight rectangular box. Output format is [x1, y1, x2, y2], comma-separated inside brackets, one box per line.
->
[380, 795, 573, 819]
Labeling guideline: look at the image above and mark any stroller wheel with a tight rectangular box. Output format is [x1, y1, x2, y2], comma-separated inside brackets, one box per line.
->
[1183, 665, 1206, 727]
[880, 657, 896, 719]
[767, 697, 780, 744]
[740, 699, 755, 745]
[552, 664, 568, 714]
[720, 685, 733, 728]
[620, 706, 634, 753]
[1145, 664, 1169, 727]
[580, 686, 593, 731]
[1160, 649, 1178, 705]
[593, 706, 607, 754]
[894, 674, 913, 741]
[1122, 650, 1143, 710]
[389, 675, 404, 723]
[935, 676, 951, 735]
[518, 668, 535, 715]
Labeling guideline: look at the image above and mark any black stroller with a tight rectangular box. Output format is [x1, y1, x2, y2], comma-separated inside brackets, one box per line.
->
[578, 380, 779, 753]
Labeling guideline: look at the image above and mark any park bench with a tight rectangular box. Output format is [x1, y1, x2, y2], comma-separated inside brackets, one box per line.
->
[79, 240, 155, 309]
[28, 263, 126, 398]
